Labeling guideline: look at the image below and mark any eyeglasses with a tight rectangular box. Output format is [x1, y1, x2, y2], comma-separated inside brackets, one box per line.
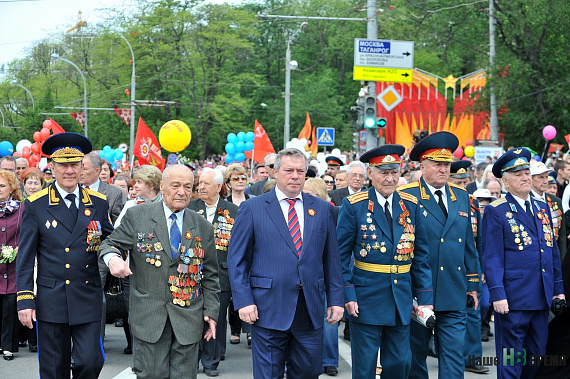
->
[324, 180, 334, 184]
[231, 176, 248, 182]
[268, 164, 275, 169]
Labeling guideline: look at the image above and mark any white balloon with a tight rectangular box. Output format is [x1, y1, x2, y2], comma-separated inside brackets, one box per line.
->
[331, 148, 341, 156]
[286, 142, 293, 149]
[291, 138, 299, 144]
[16, 139, 32, 154]
[316, 152, 325, 163]
[304, 151, 311, 158]
[299, 138, 307, 147]
[317, 162, 328, 176]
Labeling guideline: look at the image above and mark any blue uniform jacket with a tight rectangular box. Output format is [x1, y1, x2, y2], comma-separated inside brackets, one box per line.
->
[228, 189, 344, 331]
[16, 184, 114, 325]
[482, 193, 564, 310]
[398, 178, 479, 311]
[337, 188, 433, 326]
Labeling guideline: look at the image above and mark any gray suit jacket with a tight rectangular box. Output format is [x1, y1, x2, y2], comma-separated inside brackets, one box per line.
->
[99, 201, 220, 345]
[98, 181, 126, 225]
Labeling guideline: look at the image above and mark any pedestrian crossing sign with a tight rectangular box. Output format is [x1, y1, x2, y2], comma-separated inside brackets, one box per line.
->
[317, 128, 335, 146]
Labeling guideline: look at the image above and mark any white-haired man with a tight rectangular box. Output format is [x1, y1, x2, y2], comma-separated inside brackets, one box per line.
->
[329, 161, 367, 206]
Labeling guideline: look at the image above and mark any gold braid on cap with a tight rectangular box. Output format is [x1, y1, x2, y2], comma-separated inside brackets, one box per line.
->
[50, 147, 84, 163]
[421, 148, 454, 162]
[450, 167, 468, 176]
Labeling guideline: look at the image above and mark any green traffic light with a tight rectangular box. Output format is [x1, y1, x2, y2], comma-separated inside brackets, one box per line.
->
[364, 117, 376, 128]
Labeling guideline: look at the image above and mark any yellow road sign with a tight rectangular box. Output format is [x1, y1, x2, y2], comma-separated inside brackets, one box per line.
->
[353, 66, 413, 83]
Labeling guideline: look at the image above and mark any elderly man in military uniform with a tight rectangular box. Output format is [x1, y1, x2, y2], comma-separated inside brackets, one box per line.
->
[325, 156, 344, 178]
[482, 148, 565, 379]
[399, 131, 480, 379]
[16, 133, 114, 379]
[337, 145, 433, 378]
[449, 161, 488, 374]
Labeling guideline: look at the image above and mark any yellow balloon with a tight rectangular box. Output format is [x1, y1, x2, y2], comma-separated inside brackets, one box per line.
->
[159, 120, 191, 152]
[464, 145, 475, 158]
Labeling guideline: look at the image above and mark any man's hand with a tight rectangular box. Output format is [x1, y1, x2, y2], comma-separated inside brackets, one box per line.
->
[203, 316, 217, 341]
[238, 304, 259, 324]
[481, 273, 486, 284]
[554, 294, 566, 301]
[345, 301, 359, 317]
[108, 255, 132, 278]
[327, 306, 344, 324]
[418, 305, 434, 311]
[467, 291, 479, 310]
[493, 299, 509, 314]
[18, 309, 36, 329]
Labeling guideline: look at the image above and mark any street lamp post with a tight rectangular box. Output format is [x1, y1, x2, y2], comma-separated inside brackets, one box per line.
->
[97, 22, 136, 160]
[10, 80, 35, 110]
[283, 22, 307, 148]
[51, 53, 88, 138]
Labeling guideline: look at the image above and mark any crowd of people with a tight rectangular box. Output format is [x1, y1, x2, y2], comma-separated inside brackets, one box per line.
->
[0, 131, 569, 379]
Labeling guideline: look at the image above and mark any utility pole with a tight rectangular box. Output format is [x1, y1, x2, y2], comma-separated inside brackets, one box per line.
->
[365, 0, 379, 151]
[489, 0, 499, 140]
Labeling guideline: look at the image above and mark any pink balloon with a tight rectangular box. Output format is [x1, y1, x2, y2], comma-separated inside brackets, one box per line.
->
[462, 156, 470, 161]
[453, 147, 464, 159]
[465, 140, 473, 146]
[42, 119, 52, 130]
[543, 125, 557, 140]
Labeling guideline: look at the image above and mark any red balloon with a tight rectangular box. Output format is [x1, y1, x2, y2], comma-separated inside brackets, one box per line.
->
[453, 147, 464, 159]
[42, 120, 52, 130]
[31, 142, 40, 154]
[33, 132, 41, 143]
[22, 146, 30, 159]
[462, 156, 470, 161]
[465, 140, 473, 146]
[12, 152, 21, 157]
[39, 128, 50, 142]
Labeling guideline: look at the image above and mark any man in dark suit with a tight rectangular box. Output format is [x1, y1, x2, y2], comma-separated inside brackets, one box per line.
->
[81, 151, 127, 338]
[188, 167, 238, 376]
[483, 148, 565, 379]
[228, 148, 344, 378]
[337, 145, 433, 378]
[99, 164, 220, 379]
[329, 161, 367, 206]
[466, 162, 488, 195]
[399, 131, 480, 379]
[17, 133, 114, 379]
[247, 154, 276, 196]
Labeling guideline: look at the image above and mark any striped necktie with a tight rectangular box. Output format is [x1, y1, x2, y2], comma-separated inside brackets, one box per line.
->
[169, 213, 181, 260]
[285, 198, 302, 256]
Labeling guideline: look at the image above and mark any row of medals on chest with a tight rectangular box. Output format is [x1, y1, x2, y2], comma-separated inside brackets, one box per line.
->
[506, 211, 554, 250]
[172, 238, 204, 307]
[214, 214, 233, 251]
[359, 212, 415, 261]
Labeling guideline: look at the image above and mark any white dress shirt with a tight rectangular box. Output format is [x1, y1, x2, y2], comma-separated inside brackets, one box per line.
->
[163, 203, 184, 240]
[204, 198, 219, 224]
[275, 186, 304, 239]
[375, 190, 394, 216]
[511, 193, 533, 215]
[55, 181, 80, 209]
[85, 179, 101, 193]
[425, 182, 448, 210]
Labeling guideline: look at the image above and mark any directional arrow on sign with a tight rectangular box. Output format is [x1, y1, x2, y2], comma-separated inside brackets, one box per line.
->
[403, 52, 411, 56]
[402, 73, 410, 77]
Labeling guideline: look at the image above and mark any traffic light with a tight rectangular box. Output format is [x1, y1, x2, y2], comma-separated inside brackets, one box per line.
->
[352, 132, 359, 150]
[376, 117, 387, 128]
[363, 95, 377, 129]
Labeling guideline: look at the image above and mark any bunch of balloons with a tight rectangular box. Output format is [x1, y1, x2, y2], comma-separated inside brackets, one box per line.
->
[99, 145, 124, 168]
[225, 132, 255, 163]
[285, 138, 309, 152]
[453, 140, 475, 160]
[10, 119, 58, 166]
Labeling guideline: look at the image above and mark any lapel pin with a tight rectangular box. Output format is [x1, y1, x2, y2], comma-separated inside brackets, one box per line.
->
[84, 209, 91, 217]
[423, 210, 428, 217]
[52, 220, 57, 228]
[308, 209, 315, 216]
[185, 231, 193, 240]
[45, 220, 50, 229]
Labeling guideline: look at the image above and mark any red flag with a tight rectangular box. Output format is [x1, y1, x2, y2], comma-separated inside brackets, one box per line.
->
[297, 112, 311, 142]
[114, 108, 131, 125]
[133, 117, 165, 171]
[565, 134, 570, 148]
[70, 112, 85, 127]
[50, 118, 66, 134]
[309, 125, 318, 157]
[549, 143, 564, 153]
[244, 120, 276, 164]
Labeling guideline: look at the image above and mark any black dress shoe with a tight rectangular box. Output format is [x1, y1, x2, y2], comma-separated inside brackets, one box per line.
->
[203, 367, 219, 377]
[19, 340, 27, 347]
[481, 334, 489, 342]
[3, 352, 14, 361]
[29, 345, 37, 353]
[247, 333, 252, 346]
[465, 364, 489, 374]
[324, 366, 338, 376]
[488, 331, 493, 336]
[124, 347, 132, 354]
[220, 353, 225, 361]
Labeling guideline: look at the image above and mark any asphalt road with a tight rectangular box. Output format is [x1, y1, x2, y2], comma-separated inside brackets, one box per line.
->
[0, 320, 497, 378]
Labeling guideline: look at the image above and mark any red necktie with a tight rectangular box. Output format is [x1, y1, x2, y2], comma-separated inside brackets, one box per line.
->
[286, 198, 302, 256]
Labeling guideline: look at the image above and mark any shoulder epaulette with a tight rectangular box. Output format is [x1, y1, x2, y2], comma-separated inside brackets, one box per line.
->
[27, 188, 48, 203]
[532, 196, 546, 203]
[87, 189, 107, 200]
[397, 181, 419, 190]
[397, 190, 418, 204]
[347, 191, 368, 204]
[448, 183, 467, 191]
[491, 197, 507, 207]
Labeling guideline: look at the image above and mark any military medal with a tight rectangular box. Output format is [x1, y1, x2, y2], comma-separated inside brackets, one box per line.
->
[154, 242, 163, 251]
[52, 220, 57, 228]
[185, 231, 192, 239]
[360, 249, 367, 257]
[371, 233, 377, 240]
[147, 233, 155, 240]
[308, 209, 315, 216]
[367, 217, 372, 223]
[423, 210, 427, 217]
[369, 225, 376, 231]
[380, 242, 386, 253]
[84, 209, 91, 217]
[360, 225, 367, 231]
[362, 233, 368, 240]
[45, 220, 50, 229]
[137, 233, 145, 241]
[155, 255, 161, 267]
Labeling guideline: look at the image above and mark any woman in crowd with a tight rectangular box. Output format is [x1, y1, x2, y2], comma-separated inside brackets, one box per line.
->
[321, 174, 335, 193]
[127, 179, 137, 200]
[0, 170, 24, 360]
[114, 165, 163, 354]
[20, 167, 44, 199]
[100, 159, 114, 183]
[225, 164, 251, 207]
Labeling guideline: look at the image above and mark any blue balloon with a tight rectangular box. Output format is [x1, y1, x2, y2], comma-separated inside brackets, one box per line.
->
[115, 148, 123, 160]
[534, 155, 541, 162]
[225, 155, 234, 164]
[234, 152, 245, 162]
[103, 145, 112, 152]
[0, 141, 13, 157]
[245, 131, 255, 142]
[227, 133, 237, 144]
[244, 141, 254, 152]
[237, 132, 246, 142]
[225, 143, 236, 155]
[235, 141, 245, 153]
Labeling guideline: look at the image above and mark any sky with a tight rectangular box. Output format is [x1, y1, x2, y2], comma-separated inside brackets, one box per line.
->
[0, 0, 239, 67]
